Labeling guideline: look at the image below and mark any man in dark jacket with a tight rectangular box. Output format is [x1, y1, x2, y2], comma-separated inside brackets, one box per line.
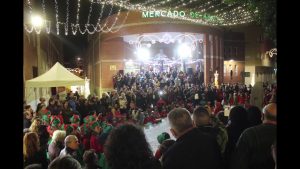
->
[162, 108, 222, 169]
[59, 135, 82, 165]
[192, 106, 228, 155]
[231, 103, 277, 169]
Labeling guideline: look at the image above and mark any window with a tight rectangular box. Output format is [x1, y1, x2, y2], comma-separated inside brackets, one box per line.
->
[32, 66, 38, 78]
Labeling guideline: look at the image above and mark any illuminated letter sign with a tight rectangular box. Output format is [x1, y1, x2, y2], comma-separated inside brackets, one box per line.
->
[142, 11, 149, 18]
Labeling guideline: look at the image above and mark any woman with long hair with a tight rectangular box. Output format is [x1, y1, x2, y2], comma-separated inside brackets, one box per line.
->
[104, 124, 161, 169]
[23, 132, 48, 169]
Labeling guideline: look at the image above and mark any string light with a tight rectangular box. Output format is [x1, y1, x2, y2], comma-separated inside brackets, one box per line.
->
[98, 0, 115, 32]
[41, 0, 51, 34]
[24, 0, 256, 35]
[102, 0, 123, 33]
[65, 0, 69, 35]
[95, 2, 106, 32]
[112, 0, 254, 25]
[54, 0, 60, 35]
[109, 10, 130, 33]
[128, 33, 203, 50]
[71, 0, 81, 35]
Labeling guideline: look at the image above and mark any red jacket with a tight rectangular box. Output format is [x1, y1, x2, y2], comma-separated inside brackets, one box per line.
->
[156, 99, 166, 108]
[238, 95, 245, 105]
[154, 149, 162, 160]
[82, 135, 90, 151]
[90, 134, 103, 153]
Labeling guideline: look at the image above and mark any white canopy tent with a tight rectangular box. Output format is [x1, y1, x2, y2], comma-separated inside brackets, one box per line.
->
[25, 62, 86, 111]
[26, 62, 85, 88]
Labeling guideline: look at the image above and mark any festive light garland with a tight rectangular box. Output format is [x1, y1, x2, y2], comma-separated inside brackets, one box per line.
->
[24, 0, 255, 35]
[114, 0, 254, 25]
[54, 0, 60, 35]
[267, 48, 277, 58]
[71, 0, 81, 35]
[41, 0, 51, 33]
[98, 0, 115, 32]
[101, 0, 123, 33]
[65, 0, 70, 35]
[128, 33, 203, 51]
[109, 10, 130, 33]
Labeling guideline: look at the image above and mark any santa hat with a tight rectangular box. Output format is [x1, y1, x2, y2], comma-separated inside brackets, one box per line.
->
[70, 115, 80, 124]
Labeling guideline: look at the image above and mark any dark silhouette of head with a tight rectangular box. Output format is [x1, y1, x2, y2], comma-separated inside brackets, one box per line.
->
[247, 106, 262, 127]
[48, 155, 81, 169]
[83, 149, 98, 168]
[229, 106, 248, 129]
[104, 123, 160, 169]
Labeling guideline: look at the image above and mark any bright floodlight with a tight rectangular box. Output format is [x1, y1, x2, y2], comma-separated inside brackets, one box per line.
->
[136, 48, 150, 61]
[126, 59, 133, 65]
[178, 43, 191, 59]
[31, 15, 43, 27]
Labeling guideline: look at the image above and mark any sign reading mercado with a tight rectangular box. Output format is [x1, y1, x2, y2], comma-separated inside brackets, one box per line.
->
[142, 10, 186, 18]
[142, 10, 218, 22]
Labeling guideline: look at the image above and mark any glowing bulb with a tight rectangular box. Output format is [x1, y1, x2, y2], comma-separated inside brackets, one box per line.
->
[136, 48, 150, 61]
[31, 15, 43, 27]
[178, 43, 192, 59]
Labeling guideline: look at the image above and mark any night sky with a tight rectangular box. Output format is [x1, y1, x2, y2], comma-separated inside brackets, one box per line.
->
[62, 34, 88, 67]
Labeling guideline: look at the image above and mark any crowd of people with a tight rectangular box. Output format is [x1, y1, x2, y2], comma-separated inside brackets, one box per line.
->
[23, 70, 277, 169]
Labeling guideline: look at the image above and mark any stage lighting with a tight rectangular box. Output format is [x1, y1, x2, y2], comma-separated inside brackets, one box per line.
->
[136, 47, 150, 61]
[178, 43, 192, 59]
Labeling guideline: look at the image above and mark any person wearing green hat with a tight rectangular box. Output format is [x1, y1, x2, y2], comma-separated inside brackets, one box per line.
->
[63, 124, 75, 136]
[102, 125, 113, 134]
[154, 132, 172, 160]
[70, 115, 80, 129]
[80, 123, 91, 151]
[47, 116, 62, 137]
[157, 132, 170, 145]
[41, 114, 50, 126]
[84, 115, 97, 124]
[90, 121, 103, 153]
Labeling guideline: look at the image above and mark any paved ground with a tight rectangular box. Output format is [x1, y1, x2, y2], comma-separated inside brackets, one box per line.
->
[144, 118, 175, 152]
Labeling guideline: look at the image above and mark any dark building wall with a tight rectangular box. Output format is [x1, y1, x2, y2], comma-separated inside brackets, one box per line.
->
[223, 31, 245, 61]
[223, 31, 245, 83]
[24, 31, 64, 102]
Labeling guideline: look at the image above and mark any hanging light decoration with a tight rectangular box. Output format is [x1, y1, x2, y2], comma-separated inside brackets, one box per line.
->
[24, 0, 255, 35]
